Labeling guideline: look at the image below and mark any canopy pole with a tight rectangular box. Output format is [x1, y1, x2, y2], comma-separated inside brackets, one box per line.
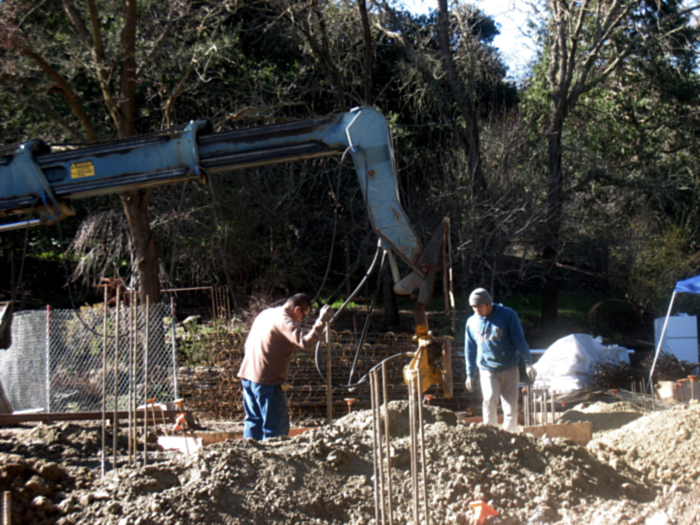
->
[647, 292, 677, 392]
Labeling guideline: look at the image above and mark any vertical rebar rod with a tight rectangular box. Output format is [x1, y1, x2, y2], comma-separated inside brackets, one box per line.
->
[551, 390, 556, 424]
[382, 363, 394, 525]
[45, 305, 51, 414]
[144, 296, 149, 467]
[370, 371, 380, 525]
[326, 324, 332, 425]
[543, 389, 548, 425]
[2, 491, 9, 525]
[129, 291, 136, 465]
[632, 381, 636, 406]
[170, 297, 178, 400]
[133, 293, 139, 464]
[373, 371, 386, 525]
[101, 286, 108, 477]
[113, 287, 120, 467]
[523, 387, 530, 427]
[127, 292, 132, 465]
[408, 376, 419, 525]
[446, 219, 457, 332]
[416, 372, 429, 525]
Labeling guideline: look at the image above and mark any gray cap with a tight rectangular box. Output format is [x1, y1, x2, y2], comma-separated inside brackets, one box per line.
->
[469, 288, 492, 306]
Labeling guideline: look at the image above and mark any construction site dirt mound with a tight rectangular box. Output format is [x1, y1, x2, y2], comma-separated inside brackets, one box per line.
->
[558, 400, 646, 433]
[2, 401, 699, 525]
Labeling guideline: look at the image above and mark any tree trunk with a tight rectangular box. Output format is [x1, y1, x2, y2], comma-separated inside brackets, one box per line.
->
[540, 110, 565, 333]
[436, 0, 487, 200]
[357, 0, 373, 106]
[120, 189, 161, 304]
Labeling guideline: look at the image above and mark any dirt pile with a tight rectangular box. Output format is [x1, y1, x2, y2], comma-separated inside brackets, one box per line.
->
[589, 402, 700, 489]
[0, 422, 161, 524]
[4, 401, 700, 525]
[47, 402, 653, 525]
[558, 400, 646, 433]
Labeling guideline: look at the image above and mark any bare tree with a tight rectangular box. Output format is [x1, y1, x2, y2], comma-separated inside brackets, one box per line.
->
[0, 0, 239, 302]
[535, 0, 639, 331]
[436, 0, 486, 201]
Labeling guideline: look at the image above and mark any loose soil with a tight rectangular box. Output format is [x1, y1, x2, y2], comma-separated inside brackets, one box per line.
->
[2, 401, 700, 525]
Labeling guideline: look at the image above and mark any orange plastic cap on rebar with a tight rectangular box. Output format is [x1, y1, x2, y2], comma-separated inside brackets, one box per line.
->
[469, 500, 499, 524]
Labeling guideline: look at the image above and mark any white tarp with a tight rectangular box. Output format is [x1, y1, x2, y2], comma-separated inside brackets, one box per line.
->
[532, 334, 630, 392]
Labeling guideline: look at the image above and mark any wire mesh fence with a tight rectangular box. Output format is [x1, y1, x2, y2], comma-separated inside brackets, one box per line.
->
[0, 302, 177, 413]
[178, 329, 471, 421]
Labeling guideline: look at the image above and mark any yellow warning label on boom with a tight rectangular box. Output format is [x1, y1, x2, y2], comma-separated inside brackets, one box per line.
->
[70, 161, 95, 179]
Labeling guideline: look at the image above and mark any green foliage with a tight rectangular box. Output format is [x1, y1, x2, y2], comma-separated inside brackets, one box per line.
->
[175, 320, 231, 367]
[609, 222, 700, 311]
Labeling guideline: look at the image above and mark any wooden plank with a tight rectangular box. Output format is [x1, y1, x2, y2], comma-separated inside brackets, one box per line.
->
[0, 410, 190, 426]
[158, 428, 316, 454]
[521, 422, 592, 446]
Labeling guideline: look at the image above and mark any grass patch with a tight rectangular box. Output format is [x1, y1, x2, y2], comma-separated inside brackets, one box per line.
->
[504, 292, 607, 319]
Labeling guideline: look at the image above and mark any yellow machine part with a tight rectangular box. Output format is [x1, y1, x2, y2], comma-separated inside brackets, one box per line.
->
[403, 335, 453, 398]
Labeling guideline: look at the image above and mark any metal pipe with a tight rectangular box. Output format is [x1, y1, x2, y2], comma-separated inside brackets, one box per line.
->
[543, 389, 548, 425]
[144, 296, 149, 467]
[45, 305, 51, 414]
[3, 491, 10, 525]
[416, 372, 429, 525]
[370, 371, 380, 525]
[128, 291, 133, 465]
[523, 391, 529, 427]
[408, 376, 419, 525]
[648, 292, 677, 390]
[170, 297, 178, 400]
[550, 390, 556, 424]
[132, 291, 138, 465]
[326, 324, 332, 425]
[101, 286, 108, 476]
[374, 371, 386, 525]
[132, 294, 139, 465]
[113, 287, 120, 468]
[382, 362, 394, 525]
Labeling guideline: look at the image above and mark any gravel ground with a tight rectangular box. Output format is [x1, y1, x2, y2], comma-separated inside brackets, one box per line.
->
[2, 401, 699, 525]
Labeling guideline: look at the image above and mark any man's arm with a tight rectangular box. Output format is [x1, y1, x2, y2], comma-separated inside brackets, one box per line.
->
[509, 310, 532, 366]
[281, 318, 325, 351]
[464, 319, 478, 378]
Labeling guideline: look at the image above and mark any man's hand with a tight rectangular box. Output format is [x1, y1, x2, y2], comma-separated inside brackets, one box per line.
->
[526, 365, 537, 381]
[465, 376, 476, 392]
[319, 305, 334, 323]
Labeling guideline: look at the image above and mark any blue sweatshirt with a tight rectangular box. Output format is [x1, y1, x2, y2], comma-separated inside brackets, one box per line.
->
[465, 303, 532, 378]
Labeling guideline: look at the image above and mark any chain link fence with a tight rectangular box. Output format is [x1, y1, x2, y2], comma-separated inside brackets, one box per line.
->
[0, 302, 177, 413]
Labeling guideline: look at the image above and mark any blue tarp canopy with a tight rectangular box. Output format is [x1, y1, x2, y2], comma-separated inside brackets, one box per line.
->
[674, 275, 700, 295]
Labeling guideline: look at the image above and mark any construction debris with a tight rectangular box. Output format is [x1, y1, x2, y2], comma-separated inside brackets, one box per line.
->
[2, 400, 700, 524]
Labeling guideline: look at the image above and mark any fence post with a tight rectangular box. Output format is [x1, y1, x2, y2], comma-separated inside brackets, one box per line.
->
[45, 305, 51, 414]
[170, 297, 178, 400]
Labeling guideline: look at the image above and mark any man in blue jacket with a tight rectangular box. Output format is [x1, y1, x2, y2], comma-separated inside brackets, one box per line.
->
[465, 288, 536, 432]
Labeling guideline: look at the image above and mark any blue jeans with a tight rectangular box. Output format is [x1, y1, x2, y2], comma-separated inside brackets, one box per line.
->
[241, 379, 290, 440]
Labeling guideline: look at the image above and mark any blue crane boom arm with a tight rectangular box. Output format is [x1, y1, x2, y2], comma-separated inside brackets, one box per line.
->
[0, 106, 453, 397]
[0, 106, 424, 274]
